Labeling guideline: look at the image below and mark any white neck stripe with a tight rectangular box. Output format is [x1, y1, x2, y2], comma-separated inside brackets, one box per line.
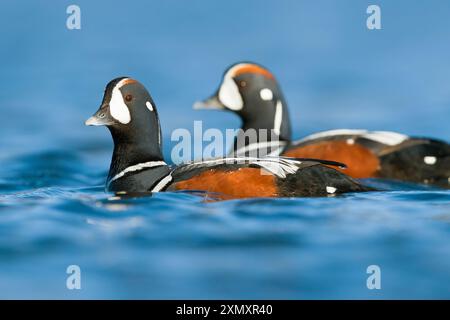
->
[273, 100, 283, 136]
[108, 161, 167, 186]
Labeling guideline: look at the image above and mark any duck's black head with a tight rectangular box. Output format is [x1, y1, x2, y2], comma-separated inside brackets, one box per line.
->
[194, 62, 292, 145]
[86, 77, 167, 188]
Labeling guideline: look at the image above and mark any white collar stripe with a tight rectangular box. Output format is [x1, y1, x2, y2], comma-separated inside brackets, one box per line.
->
[108, 161, 167, 185]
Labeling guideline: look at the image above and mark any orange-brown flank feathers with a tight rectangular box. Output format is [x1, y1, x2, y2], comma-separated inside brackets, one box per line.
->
[283, 141, 381, 178]
[172, 167, 278, 199]
[232, 64, 275, 80]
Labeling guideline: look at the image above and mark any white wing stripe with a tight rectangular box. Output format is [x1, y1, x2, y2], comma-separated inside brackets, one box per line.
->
[234, 141, 287, 156]
[362, 131, 408, 146]
[295, 129, 408, 146]
[179, 157, 302, 179]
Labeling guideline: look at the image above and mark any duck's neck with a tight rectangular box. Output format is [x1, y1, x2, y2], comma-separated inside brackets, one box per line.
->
[107, 126, 165, 182]
[231, 99, 292, 156]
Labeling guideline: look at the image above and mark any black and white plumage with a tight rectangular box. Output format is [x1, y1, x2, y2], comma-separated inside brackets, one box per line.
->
[194, 62, 450, 188]
[85, 77, 372, 199]
[293, 129, 450, 188]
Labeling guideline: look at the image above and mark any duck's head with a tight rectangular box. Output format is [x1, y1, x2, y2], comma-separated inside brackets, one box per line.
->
[86, 77, 162, 149]
[194, 62, 291, 141]
[86, 78, 166, 187]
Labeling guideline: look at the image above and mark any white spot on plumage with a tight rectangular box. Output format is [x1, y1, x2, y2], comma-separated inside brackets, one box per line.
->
[424, 156, 437, 165]
[347, 138, 355, 145]
[260, 88, 273, 101]
[326, 186, 337, 194]
[146, 101, 154, 111]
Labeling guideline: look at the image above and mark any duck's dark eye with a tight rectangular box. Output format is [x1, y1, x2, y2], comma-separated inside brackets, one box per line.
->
[239, 80, 247, 88]
[125, 94, 133, 102]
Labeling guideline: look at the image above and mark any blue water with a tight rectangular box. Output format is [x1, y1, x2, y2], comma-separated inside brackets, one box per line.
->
[0, 1, 449, 299]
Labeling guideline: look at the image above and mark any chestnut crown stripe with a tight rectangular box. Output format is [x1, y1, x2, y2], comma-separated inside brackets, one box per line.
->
[232, 64, 275, 80]
[119, 78, 138, 86]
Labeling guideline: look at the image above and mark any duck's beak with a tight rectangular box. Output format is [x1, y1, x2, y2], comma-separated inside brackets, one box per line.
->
[193, 94, 225, 110]
[85, 116, 103, 126]
[85, 105, 115, 126]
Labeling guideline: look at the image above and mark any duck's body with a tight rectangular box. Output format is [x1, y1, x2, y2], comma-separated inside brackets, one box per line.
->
[194, 62, 450, 188]
[107, 157, 370, 199]
[86, 77, 372, 200]
[285, 129, 450, 187]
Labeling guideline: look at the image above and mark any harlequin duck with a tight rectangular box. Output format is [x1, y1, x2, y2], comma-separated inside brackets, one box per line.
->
[85, 77, 372, 199]
[194, 62, 450, 188]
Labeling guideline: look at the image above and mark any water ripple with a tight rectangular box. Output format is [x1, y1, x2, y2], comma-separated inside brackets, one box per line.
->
[0, 149, 449, 298]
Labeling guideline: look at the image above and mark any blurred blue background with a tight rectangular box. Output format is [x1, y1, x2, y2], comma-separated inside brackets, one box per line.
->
[0, 0, 449, 299]
[1, 0, 449, 157]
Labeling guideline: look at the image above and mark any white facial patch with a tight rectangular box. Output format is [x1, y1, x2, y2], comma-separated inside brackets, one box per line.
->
[146, 101, 154, 112]
[260, 88, 273, 101]
[424, 156, 437, 165]
[218, 76, 243, 110]
[109, 79, 131, 124]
